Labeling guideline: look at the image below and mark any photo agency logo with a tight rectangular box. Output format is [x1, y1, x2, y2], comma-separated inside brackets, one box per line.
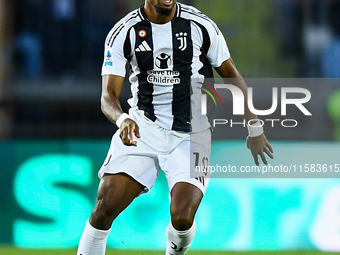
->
[198, 81, 312, 128]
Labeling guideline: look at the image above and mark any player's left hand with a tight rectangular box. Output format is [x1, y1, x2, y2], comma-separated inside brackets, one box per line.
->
[246, 134, 274, 165]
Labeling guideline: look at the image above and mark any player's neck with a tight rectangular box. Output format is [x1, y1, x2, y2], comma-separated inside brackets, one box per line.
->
[143, 2, 177, 24]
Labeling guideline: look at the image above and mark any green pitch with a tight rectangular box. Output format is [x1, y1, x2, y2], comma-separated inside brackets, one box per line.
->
[0, 248, 339, 255]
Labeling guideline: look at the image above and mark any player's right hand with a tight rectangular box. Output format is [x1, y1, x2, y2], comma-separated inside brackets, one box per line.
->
[119, 119, 141, 146]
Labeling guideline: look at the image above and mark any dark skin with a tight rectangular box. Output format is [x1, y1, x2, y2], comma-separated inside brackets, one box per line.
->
[215, 59, 274, 165]
[89, 0, 273, 232]
[144, 0, 177, 24]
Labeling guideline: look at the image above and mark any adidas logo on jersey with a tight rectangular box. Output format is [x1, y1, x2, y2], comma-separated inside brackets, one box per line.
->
[136, 41, 152, 52]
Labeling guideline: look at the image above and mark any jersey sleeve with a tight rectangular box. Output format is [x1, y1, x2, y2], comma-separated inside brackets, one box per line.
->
[206, 26, 231, 68]
[101, 26, 128, 77]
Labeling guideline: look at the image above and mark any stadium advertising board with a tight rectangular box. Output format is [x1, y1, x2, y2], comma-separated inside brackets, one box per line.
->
[0, 140, 339, 251]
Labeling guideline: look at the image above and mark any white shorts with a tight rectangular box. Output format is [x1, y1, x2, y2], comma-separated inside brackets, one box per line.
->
[99, 108, 211, 195]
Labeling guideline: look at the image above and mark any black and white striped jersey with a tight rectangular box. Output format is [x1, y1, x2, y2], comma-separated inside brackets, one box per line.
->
[102, 2, 230, 132]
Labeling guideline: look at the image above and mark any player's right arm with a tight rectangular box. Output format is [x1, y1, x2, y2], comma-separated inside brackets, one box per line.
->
[101, 75, 140, 146]
[215, 59, 274, 165]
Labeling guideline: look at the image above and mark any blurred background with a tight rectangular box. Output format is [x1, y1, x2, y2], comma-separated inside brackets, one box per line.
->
[1, 0, 340, 253]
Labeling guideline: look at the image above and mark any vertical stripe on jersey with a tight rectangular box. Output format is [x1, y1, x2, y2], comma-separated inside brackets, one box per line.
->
[193, 21, 214, 78]
[171, 18, 193, 132]
[151, 22, 174, 128]
[123, 27, 132, 61]
[195, 21, 215, 121]
[134, 22, 156, 121]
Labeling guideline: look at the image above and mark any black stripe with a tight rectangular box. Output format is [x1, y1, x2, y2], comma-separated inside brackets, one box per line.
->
[171, 18, 193, 132]
[123, 27, 132, 61]
[195, 176, 205, 186]
[108, 13, 139, 47]
[107, 23, 123, 46]
[192, 21, 211, 56]
[134, 22, 156, 121]
[180, 6, 215, 22]
[192, 20, 214, 78]
[181, 8, 219, 35]
[181, 8, 218, 30]
[193, 21, 215, 121]
[109, 25, 125, 47]
[103, 155, 112, 166]
[107, 11, 138, 45]
[139, 5, 148, 21]
[138, 7, 144, 20]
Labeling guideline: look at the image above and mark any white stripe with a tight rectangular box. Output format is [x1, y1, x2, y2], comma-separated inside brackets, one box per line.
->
[130, 27, 136, 51]
[139, 44, 147, 51]
[142, 41, 152, 51]
[128, 34, 141, 108]
[151, 22, 174, 130]
[189, 21, 209, 132]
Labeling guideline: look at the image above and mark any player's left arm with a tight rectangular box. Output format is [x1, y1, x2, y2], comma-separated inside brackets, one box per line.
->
[215, 59, 274, 165]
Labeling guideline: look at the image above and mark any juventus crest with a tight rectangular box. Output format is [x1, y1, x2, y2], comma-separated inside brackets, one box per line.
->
[176, 32, 188, 51]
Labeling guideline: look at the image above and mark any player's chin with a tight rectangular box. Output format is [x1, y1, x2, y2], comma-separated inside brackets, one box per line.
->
[154, 4, 175, 16]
